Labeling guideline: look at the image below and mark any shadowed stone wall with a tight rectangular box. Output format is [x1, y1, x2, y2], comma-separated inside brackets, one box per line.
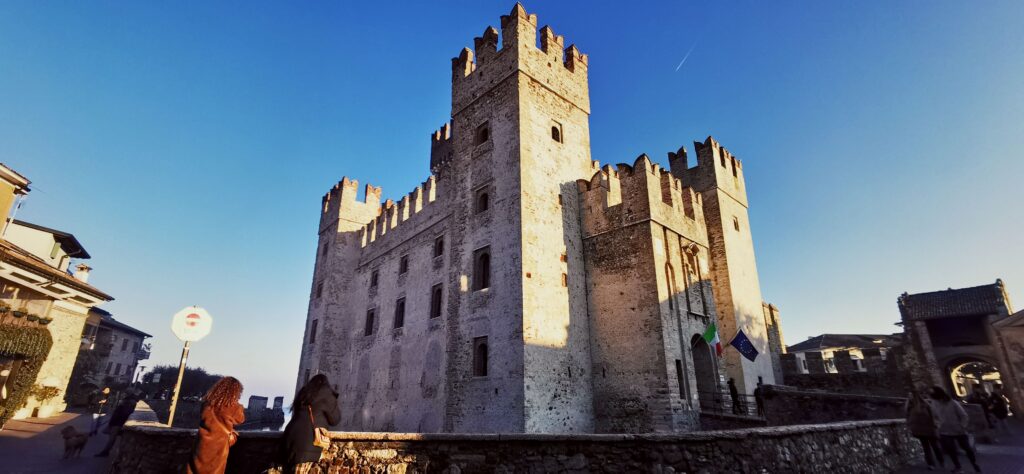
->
[111, 419, 919, 474]
[761, 386, 908, 426]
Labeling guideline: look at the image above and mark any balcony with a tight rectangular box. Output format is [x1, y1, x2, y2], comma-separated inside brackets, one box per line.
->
[136, 346, 151, 361]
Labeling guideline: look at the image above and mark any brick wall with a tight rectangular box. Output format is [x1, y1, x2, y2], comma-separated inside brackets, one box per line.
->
[111, 419, 919, 473]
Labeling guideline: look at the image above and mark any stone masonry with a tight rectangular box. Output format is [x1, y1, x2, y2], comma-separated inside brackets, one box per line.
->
[297, 4, 777, 434]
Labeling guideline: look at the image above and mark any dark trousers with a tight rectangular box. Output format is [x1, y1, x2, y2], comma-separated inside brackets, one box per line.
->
[913, 435, 944, 467]
[939, 434, 977, 470]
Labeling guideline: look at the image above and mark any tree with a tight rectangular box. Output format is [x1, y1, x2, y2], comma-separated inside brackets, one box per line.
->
[141, 365, 223, 398]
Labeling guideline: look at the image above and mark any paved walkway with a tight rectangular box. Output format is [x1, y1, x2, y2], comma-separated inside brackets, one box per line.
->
[0, 409, 112, 473]
[900, 419, 1024, 474]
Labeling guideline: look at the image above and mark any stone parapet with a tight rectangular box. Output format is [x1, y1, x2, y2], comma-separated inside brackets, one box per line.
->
[110, 419, 919, 473]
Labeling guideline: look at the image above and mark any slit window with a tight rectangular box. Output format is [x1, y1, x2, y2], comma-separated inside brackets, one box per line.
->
[399, 255, 409, 274]
[433, 236, 445, 258]
[394, 298, 406, 328]
[316, 281, 324, 299]
[473, 248, 491, 290]
[309, 319, 318, 344]
[430, 284, 443, 319]
[733, 216, 740, 232]
[321, 243, 328, 257]
[474, 122, 490, 145]
[364, 309, 376, 336]
[473, 337, 489, 377]
[370, 270, 379, 288]
[675, 359, 685, 398]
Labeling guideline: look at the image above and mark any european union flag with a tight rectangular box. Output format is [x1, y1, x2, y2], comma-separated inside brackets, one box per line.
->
[730, 329, 759, 362]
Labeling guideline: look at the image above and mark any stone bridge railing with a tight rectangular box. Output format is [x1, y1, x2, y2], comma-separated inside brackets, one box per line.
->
[110, 419, 919, 473]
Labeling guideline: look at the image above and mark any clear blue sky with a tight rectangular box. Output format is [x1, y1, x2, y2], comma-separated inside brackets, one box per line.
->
[2, 1, 1021, 400]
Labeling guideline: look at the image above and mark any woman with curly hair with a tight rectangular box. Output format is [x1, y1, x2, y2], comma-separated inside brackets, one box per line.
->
[187, 376, 246, 474]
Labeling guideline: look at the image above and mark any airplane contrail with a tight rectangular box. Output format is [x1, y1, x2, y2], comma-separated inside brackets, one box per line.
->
[675, 41, 698, 72]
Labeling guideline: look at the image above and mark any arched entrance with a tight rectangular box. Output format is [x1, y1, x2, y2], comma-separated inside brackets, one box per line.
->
[691, 334, 718, 407]
[947, 359, 1002, 399]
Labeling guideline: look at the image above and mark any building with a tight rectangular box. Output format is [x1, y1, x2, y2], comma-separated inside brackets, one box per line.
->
[0, 164, 113, 423]
[786, 333, 901, 374]
[297, 4, 777, 434]
[68, 307, 151, 399]
[899, 280, 1022, 409]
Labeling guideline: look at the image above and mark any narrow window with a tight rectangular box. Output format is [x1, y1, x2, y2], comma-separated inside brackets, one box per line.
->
[106, 362, 113, 374]
[474, 122, 490, 145]
[309, 319, 318, 344]
[473, 248, 491, 290]
[121, 339, 129, 351]
[433, 236, 444, 258]
[561, 273, 568, 287]
[115, 363, 122, 375]
[551, 124, 562, 143]
[476, 191, 490, 213]
[316, 281, 324, 299]
[665, 264, 675, 310]
[733, 216, 740, 232]
[675, 359, 685, 398]
[394, 298, 406, 328]
[430, 284, 443, 319]
[473, 337, 489, 377]
[370, 270, 379, 288]
[321, 243, 328, 257]
[557, 194, 563, 206]
[399, 255, 409, 274]
[364, 310, 376, 336]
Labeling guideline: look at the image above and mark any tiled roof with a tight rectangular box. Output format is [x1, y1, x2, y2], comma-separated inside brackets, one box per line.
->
[0, 238, 113, 301]
[99, 313, 151, 338]
[787, 333, 901, 353]
[898, 281, 1009, 321]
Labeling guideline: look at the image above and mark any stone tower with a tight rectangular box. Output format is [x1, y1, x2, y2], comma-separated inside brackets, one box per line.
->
[671, 138, 776, 393]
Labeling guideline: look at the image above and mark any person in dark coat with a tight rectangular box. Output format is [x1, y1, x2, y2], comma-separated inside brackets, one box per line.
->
[905, 391, 944, 470]
[727, 378, 741, 415]
[280, 374, 341, 473]
[187, 376, 246, 474]
[95, 393, 139, 457]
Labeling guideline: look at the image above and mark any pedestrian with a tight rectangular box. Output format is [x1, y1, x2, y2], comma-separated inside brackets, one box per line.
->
[931, 386, 980, 473]
[94, 392, 139, 457]
[88, 387, 111, 436]
[753, 381, 766, 417]
[727, 378, 741, 415]
[280, 374, 341, 474]
[906, 391, 944, 470]
[966, 385, 992, 428]
[989, 388, 1011, 435]
[187, 376, 246, 474]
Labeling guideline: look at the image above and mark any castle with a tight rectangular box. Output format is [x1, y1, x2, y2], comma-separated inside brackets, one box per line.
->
[297, 4, 778, 434]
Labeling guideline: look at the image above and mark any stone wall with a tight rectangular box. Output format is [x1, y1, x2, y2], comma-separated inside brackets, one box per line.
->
[762, 386, 908, 426]
[111, 419, 919, 474]
[780, 372, 911, 398]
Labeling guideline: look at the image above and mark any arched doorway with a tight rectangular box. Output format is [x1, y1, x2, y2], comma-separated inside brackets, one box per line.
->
[691, 334, 718, 408]
[948, 359, 1002, 399]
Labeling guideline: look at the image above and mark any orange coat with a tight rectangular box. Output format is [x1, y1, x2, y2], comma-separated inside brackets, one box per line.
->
[187, 402, 245, 474]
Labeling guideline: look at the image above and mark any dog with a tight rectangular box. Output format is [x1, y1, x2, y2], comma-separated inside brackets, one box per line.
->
[60, 426, 89, 459]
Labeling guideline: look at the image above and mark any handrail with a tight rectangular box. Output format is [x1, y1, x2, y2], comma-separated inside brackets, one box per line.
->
[697, 390, 764, 418]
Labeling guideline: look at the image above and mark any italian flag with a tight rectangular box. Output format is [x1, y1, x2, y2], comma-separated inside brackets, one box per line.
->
[703, 323, 722, 356]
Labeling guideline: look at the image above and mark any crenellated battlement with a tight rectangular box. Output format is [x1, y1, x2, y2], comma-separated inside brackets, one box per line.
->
[320, 177, 383, 233]
[359, 176, 439, 248]
[451, 3, 590, 114]
[429, 123, 453, 175]
[669, 136, 748, 205]
[578, 152, 704, 230]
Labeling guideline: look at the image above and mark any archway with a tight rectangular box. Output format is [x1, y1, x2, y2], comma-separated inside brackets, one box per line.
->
[948, 359, 1002, 400]
[691, 334, 718, 407]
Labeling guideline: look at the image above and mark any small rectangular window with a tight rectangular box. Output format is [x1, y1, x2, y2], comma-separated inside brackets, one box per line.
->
[551, 121, 563, 143]
[399, 255, 409, 274]
[475, 189, 490, 214]
[106, 362, 113, 374]
[473, 336, 488, 377]
[309, 319, 318, 344]
[675, 359, 685, 398]
[365, 310, 376, 336]
[370, 270, 379, 288]
[394, 298, 406, 328]
[434, 236, 445, 258]
[322, 243, 329, 256]
[316, 281, 324, 299]
[430, 284, 443, 319]
[121, 339, 129, 351]
[474, 122, 490, 145]
[733, 216, 740, 232]
[114, 363, 122, 375]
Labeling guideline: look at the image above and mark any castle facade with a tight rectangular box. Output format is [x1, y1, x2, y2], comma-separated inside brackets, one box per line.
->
[297, 4, 776, 434]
